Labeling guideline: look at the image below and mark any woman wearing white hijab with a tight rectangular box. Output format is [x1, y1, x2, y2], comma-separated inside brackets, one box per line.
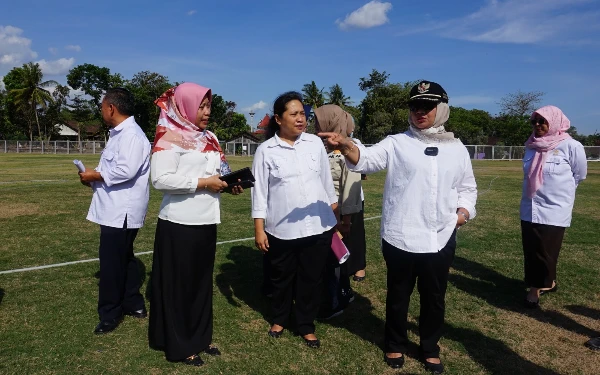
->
[320, 81, 477, 374]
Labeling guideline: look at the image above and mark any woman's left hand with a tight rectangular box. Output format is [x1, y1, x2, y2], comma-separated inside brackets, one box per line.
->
[228, 179, 244, 195]
[456, 209, 469, 228]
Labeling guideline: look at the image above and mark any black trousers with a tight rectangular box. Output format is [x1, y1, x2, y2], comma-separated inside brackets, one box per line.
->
[268, 229, 334, 336]
[149, 219, 217, 362]
[345, 205, 367, 275]
[521, 220, 566, 288]
[382, 232, 456, 358]
[98, 219, 145, 321]
[323, 248, 351, 313]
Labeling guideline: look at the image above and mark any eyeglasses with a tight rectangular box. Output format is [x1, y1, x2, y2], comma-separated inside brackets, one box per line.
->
[530, 118, 546, 126]
[409, 101, 438, 113]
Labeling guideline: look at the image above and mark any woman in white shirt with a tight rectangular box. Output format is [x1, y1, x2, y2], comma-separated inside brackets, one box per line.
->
[521, 105, 587, 308]
[252, 91, 338, 349]
[148, 83, 242, 367]
[320, 81, 477, 374]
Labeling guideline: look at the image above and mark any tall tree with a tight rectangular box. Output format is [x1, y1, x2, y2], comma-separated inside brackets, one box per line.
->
[41, 84, 71, 142]
[358, 69, 390, 92]
[67, 64, 123, 137]
[69, 95, 95, 149]
[498, 90, 545, 117]
[9, 62, 58, 141]
[326, 84, 352, 107]
[302, 81, 325, 108]
[125, 71, 173, 137]
[208, 95, 250, 140]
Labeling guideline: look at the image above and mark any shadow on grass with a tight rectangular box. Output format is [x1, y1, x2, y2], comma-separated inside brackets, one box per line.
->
[440, 322, 562, 375]
[320, 292, 388, 352]
[215, 245, 271, 321]
[565, 305, 600, 321]
[450, 256, 599, 337]
[0, 288, 4, 305]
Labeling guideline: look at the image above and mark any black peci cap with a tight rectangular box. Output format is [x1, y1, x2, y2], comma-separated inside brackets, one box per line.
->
[409, 81, 448, 103]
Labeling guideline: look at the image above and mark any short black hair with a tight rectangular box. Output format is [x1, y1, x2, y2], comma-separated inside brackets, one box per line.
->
[266, 91, 304, 140]
[103, 88, 135, 116]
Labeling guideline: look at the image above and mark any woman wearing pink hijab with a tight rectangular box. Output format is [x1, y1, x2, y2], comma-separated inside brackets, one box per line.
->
[521, 105, 587, 308]
[148, 83, 242, 366]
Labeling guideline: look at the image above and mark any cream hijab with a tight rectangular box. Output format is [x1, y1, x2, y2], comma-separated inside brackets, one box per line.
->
[407, 102, 457, 143]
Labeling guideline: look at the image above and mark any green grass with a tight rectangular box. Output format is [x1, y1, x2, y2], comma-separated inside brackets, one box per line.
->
[1, 154, 599, 374]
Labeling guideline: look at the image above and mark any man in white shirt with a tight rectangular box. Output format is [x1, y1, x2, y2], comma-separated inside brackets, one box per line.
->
[79, 88, 151, 334]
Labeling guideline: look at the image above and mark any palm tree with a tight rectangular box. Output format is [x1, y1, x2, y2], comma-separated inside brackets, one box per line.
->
[10, 62, 58, 141]
[326, 84, 352, 107]
[301, 81, 325, 108]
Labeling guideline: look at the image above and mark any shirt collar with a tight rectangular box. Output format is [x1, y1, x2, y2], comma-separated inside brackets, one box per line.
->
[269, 132, 312, 148]
[109, 116, 135, 137]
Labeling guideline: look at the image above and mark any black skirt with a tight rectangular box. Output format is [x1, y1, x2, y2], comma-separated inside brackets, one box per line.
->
[345, 207, 367, 275]
[149, 219, 217, 361]
[521, 220, 566, 289]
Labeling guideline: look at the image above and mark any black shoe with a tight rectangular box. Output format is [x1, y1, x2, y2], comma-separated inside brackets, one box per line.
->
[182, 354, 204, 367]
[383, 354, 405, 369]
[303, 336, 320, 349]
[342, 288, 355, 303]
[585, 337, 600, 351]
[94, 317, 122, 334]
[539, 283, 558, 296]
[204, 345, 221, 356]
[423, 358, 444, 374]
[524, 298, 539, 309]
[124, 308, 147, 319]
[268, 329, 284, 338]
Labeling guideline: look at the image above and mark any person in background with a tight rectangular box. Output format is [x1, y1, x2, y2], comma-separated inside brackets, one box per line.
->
[78, 88, 151, 335]
[313, 104, 364, 319]
[148, 82, 243, 367]
[320, 81, 477, 374]
[252, 91, 338, 349]
[521, 105, 587, 308]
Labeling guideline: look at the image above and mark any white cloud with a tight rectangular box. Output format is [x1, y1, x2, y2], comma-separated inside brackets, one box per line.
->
[36, 58, 75, 75]
[187, 10, 197, 16]
[401, 0, 600, 44]
[48, 47, 58, 55]
[0, 77, 4, 91]
[47, 84, 85, 97]
[336, 1, 392, 31]
[242, 100, 267, 112]
[65, 44, 81, 52]
[451, 95, 495, 106]
[0, 25, 38, 66]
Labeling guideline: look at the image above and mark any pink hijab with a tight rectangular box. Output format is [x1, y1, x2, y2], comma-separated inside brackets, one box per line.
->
[524, 105, 571, 198]
[152, 82, 231, 174]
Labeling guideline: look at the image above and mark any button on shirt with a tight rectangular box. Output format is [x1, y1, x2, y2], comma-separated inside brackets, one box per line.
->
[348, 133, 477, 254]
[520, 138, 587, 227]
[87, 117, 151, 229]
[151, 148, 222, 225]
[252, 132, 338, 240]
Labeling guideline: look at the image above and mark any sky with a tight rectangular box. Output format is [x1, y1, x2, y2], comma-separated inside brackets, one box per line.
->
[1, 0, 600, 134]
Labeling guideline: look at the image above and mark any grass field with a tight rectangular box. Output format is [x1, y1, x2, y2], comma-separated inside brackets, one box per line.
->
[1, 154, 599, 375]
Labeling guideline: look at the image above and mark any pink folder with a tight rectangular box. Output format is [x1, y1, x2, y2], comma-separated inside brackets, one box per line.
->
[331, 231, 350, 264]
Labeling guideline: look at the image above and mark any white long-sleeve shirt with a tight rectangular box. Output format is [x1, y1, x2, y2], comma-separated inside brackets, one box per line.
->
[251, 132, 338, 240]
[348, 132, 478, 254]
[87, 116, 151, 229]
[151, 147, 222, 225]
[520, 138, 587, 227]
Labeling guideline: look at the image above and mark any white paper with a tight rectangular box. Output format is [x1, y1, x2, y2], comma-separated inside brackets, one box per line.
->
[73, 159, 86, 173]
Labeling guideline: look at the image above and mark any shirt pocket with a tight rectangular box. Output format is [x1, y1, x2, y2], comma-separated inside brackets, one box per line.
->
[269, 157, 288, 179]
[101, 149, 117, 169]
[544, 156, 563, 175]
[302, 152, 320, 172]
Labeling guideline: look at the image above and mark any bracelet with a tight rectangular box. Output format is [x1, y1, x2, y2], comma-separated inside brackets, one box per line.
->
[457, 211, 469, 223]
[342, 143, 355, 156]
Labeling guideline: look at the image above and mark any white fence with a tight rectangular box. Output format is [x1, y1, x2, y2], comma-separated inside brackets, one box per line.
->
[1, 140, 599, 160]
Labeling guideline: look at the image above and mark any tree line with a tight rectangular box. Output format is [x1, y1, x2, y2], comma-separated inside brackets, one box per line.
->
[1, 64, 599, 146]
[0, 63, 250, 143]
[301, 69, 600, 146]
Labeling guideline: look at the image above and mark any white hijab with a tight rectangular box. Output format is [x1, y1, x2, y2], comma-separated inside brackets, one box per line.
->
[407, 102, 458, 143]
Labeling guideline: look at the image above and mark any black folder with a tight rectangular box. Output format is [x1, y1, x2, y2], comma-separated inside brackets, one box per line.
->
[219, 167, 255, 193]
